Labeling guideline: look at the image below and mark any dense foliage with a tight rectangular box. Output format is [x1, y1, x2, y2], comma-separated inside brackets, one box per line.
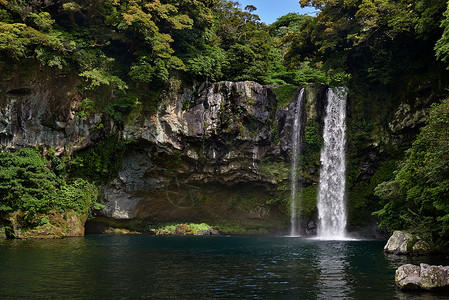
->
[290, 0, 447, 84]
[0, 1, 340, 110]
[374, 99, 449, 246]
[0, 1, 275, 111]
[1, 0, 448, 97]
[0, 148, 99, 219]
[1, 0, 449, 240]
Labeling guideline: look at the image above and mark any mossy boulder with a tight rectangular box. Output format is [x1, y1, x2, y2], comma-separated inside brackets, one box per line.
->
[149, 223, 219, 235]
[4, 210, 87, 239]
[384, 231, 432, 255]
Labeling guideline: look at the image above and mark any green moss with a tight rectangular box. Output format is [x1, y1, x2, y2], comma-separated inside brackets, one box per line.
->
[69, 133, 126, 184]
[243, 115, 260, 133]
[149, 223, 215, 235]
[300, 184, 318, 218]
[259, 158, 289, 184]
[258, 158, 291, 209]
[267, 118, 280, 144]
[3, 210, 87, 239]
[105, 228, 141, 235]
[351, 130, 372, 150]
[346, 160, 397, 229]
[223, 186, 271, 217]
[215, 223, 268, 235]
[301, 120, 322, 176]
[0, 223, 6, 238]
[273, 85, 298, 108]
[162, 149, 184, 178]
[148, 220, 284, 235]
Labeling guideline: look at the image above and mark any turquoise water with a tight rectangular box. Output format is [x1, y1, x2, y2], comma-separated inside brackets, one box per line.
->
[0, 235, 448, 299]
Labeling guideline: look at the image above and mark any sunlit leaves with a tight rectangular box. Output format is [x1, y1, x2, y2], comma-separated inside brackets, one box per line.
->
[79, 69, 128, 91]
[0, 22, 65, 58]
[186, 45, 225, 81]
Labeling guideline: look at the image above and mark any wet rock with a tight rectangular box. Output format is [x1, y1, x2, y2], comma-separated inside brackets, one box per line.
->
[175, 224, 191, 235]
[396, 263, 449, 290]
[389, 103, 428, 133]
[306, 220, 317, 235]
[102, 81, 292, 220]
[412, 240, 432, 255]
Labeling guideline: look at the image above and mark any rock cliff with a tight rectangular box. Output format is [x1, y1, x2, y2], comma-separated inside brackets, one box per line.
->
[0, 63, 103, 155]
[101, 81, 310, 227]
[0, 64, 441, 235]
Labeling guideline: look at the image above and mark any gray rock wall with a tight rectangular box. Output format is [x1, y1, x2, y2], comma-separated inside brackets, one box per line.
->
[101, 81, 294, 220]
[0, 64, 102, 155]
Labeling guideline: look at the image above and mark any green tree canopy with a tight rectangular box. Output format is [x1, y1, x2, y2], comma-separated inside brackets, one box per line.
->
[374, 99, 449, 246]
[0, 148, 98, 216]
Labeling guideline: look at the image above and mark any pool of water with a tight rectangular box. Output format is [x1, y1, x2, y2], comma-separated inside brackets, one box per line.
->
[1, 235, 448, 299]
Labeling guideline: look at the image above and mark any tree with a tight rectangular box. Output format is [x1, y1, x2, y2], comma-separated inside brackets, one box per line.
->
[288, 0, 447, 84]
[374, 99, 449, 246]
[0, 148, 99, 217]
[212, 0, 272, 81]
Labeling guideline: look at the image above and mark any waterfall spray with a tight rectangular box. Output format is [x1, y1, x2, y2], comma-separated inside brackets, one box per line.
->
[317, 87, 348, 239]
[290, 88, 305, 236]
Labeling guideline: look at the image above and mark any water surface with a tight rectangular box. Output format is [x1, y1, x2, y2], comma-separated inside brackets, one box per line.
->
[1, 235, 448, 299]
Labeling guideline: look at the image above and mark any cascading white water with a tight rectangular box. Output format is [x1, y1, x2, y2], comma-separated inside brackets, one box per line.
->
[290, 88, 305, 236]
[317, 87, 348, 239]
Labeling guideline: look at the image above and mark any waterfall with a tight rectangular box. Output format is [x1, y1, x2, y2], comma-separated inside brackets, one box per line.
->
[317, 87, 348, 239]
[290, 88, 305, 236]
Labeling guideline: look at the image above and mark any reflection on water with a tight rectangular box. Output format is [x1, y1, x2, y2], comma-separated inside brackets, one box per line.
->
[316, 241, 350, 299]
[1, 236, 449, 299]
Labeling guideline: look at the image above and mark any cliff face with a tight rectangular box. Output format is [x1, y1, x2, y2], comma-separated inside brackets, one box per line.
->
[101, 81, 303, 226]
[0, 63, 102, 155]
[0, 65, 442, 234]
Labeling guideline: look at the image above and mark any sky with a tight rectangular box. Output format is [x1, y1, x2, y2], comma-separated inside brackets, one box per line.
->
[238, 0, 318, 24]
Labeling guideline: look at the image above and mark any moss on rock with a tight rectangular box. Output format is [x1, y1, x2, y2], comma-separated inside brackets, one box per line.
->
[4, 210, 87, 239]
[273, 85, 299, 108]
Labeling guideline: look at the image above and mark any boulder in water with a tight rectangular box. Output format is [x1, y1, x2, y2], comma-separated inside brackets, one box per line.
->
[199, 228, 219, 235]
[384, 231, 431, 255]
[396, 263, 449, 290]
[306, 220, 317, 235]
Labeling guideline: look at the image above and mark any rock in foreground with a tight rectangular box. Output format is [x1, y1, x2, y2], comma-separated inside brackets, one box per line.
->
[396, 264, 449, 290]
[384, 231, 431, 255]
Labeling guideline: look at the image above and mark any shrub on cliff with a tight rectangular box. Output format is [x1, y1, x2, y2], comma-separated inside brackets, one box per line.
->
[374, 98, 449, 247]
[0, 148, 99, 220]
